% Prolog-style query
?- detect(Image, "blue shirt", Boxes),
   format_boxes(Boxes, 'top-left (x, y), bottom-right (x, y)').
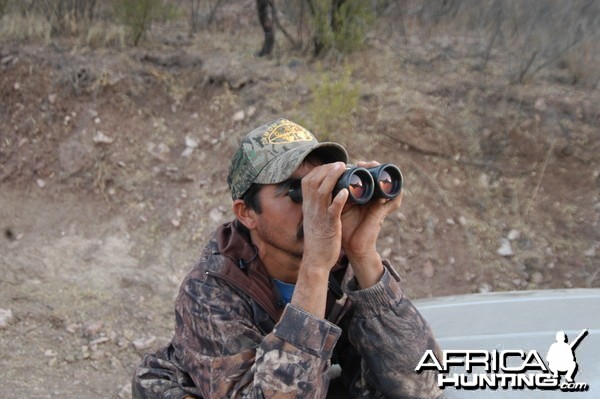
top-left (273, 279), bottom-right (296, 304)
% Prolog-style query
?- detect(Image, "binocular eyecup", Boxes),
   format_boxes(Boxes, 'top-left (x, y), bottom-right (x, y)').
top-left (288, 163), bottom-right (403, 205)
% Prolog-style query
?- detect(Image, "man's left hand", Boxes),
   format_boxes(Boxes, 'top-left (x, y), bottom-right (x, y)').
top-left (340, 161), bottom-right (403, 288)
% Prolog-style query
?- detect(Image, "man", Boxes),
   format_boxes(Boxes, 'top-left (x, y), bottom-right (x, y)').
top-left (132, 118), bottom-right (442, 398)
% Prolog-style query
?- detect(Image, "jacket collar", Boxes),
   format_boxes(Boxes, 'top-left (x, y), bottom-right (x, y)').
top-left (213, 220), bottom-right (283, 321)
top-left (212, 220), bottom-right (350, 324)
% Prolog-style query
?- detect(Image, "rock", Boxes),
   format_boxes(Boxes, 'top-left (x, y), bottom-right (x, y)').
top-left (181, 147), bottom-right (194, 158)
top-left (530, 271), bottom-right (544, 284)
top-left (171, 208), bottom-right (182, 227)
top-left (512, 278), bottom-right (526, 287)
top-left (0, 308), bottom-right (13, 329)
top-left (478, 283), bottom-right (492, 293)
top-left (479, 173), bottom-right (490, 188)
top-left (147, 142), bottom-right (170, 162)
top-left (107, 330), bottom-right (118, 341)
top-left (0, 54), bottom-right (17, 66)
top-left (422, 260), bottom-right (435, 279)
top-left (133, 336), bottom-right (156, 350)
top-left (381, 236), bottom-right (394, 246)
top-left (89, 337), bottom-right (110, 345)
top-left (36, 178), bottom-right (46, 188)
top-left (425, 216), bottom-right (437, 234)
top-left (534, 98), bottom-right (547, 112)
top-left (44, 349), bottom-right (58, 357)
top-left (93, 131), bottom-right (114, 144)
top-left (584, 246), bottom-right (597, 258)
top-left (75, 351), bottom-right (88, 361)
top-left (395, 212), bottom-right (408, 222)
top-left (392, 255), bottom-right (408, 267)
top-left (90, 349), bottom-right (105, 360)
top-left (64, 354), bottom-right (76, 363)
top-left (185, 135), bottom-right (199, 149)
top-left (496, 239), bottom-right (514, 257)
top-left (380, 247), bottom-right (392, 259)
top-left (59, 132), bottom-right (95, 177)
top-left (209, 207), bottom-right (224, 224)
top-left (118, 383), bottom-right (132, 399)
top-left (232, 110), bottom-right (245, 122)
top-left (110, 356), bottom-right (122, 369)
top-left (65, 323), bottom-right (81, 334)
top-left (507, 229), bottom-right (520, 241)
top-left (565, 280), bottom-right (573, 288)
top-left (84, 320), bottom-right (104, 336)
top-left (48, 94), bottom-right (57, 104)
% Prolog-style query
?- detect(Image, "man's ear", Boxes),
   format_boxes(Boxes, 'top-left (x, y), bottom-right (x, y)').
top-left (232, 199), bottom-right (257, 230)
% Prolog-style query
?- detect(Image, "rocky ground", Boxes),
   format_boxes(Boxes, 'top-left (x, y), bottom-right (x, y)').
top-left (0, 10), bottom-right (599, 398)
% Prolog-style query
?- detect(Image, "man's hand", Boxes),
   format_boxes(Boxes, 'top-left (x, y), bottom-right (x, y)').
top-left (340, 161), bottom-right (403, 288)
top-left (291, 162), bottom-right (348, 318)
top-left (300, 161), bottom-right (348, 271)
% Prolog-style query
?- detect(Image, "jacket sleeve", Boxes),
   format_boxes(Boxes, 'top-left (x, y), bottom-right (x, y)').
top-left (342, 262), bottom-right (442, 399)
top-left (172, 272), bottom-right (342, 398)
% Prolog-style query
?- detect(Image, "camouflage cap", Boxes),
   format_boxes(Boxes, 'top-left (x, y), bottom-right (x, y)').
top-left (227, 118), bottom-right (348, 200)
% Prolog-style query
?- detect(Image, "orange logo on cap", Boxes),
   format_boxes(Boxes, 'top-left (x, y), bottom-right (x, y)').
top-left (262, 120), bottom-right (315, 144)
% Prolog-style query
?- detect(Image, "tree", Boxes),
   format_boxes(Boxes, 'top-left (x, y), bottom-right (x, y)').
top-left (255, 0), bottom-right (373, 57)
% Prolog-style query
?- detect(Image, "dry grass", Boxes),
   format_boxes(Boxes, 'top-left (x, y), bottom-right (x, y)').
top-left (0, 13), bottom-right (52, 43)
top-left (85, 20), bottom-right (127, 49)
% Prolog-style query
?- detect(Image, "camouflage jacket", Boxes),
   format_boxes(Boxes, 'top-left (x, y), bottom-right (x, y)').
top-left (132, 221), bottom-right (442, 399)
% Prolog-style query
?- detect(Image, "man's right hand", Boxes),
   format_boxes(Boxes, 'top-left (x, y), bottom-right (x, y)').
top-left (299, 162), bottom-right (348, 271)
top-left (290, 162), bottom-right (348, 318)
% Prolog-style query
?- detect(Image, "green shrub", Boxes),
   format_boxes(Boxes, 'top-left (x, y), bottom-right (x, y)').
top-left (331, 0), bottom-right (375, 53)
top-left (310, 0), bottom-right (375, 55)
top-left (0, 0), bottom-right (8, 17)
top-left (111, 0), bottom-right (177, 46)
top-left (308, 64), bottom-right (360, 139)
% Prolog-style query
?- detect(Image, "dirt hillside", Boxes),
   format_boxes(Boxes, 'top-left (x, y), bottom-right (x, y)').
top-left (1, 7), bottom-right (599, 398)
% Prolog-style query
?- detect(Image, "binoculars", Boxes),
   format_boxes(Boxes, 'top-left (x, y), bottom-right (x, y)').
top-left (288, 164), bottom-right (403, 204)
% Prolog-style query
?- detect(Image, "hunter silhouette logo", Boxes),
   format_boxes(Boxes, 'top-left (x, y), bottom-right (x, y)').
top-left (416, 329), bottom-right (590, 392)
top-left (546, 329), bottom-right (588, 383)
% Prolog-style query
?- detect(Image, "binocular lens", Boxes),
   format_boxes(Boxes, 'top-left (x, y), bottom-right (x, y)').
top-left (371, 164), bottom-right (402, 199)
top-left (378, 170), bottom-right (394, 195)
top-left (348, 173), bottom-right (367, 200)
top-left (336, 167), bottom-right (374, 204)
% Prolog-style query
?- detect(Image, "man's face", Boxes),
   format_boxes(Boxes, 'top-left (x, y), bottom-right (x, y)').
top-left (252, 160), bottom-right (322, 260)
